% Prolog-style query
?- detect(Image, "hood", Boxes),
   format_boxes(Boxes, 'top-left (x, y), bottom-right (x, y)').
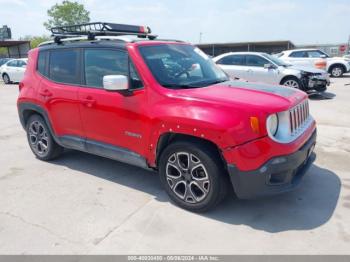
top-left (287, 65), bottom-right (326, 74)
top-left (174, 81), bottom-right (307, 114)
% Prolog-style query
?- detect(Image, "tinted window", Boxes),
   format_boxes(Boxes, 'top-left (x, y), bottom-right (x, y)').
top-left (49, 49), bottom-right (80, 85)
top-left (246, 55), bottom-right (269, 67)
top-left (37, 51), bottom-right (47, 76)
top-left (307, 50), bottom-right (326, 58)
top-left (17, 60), bottom-right (27, 67)
top-left (84, 49), bottom-right (128, 88)
top-left (139, 45), bottom-right (228, 89)
top-left (129, 62), bottom-right (143, 89)
top-left (289, 51), bottom-right (307, 58)
top-left (7, 60), bottom-right (17, 67)
top-left (218, 55), bottom-right (245, 66)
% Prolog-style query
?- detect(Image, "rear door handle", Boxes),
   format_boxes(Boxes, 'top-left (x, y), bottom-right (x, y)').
top-left (81, 96), bottom-right (96, 108)
top-left (39, 89), bottom-right (52, 97)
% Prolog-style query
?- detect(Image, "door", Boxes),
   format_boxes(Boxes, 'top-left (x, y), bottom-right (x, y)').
top-left (15, 60), bottom-right (27, 82)
top-left (244, 55), bottom-right (279, 84)
top-left (284, 50), bottom-right (311, 67)
top-left (4, 60), bottom-right (18, 81)
top-left (38, 49), bottom-right (84, 140)
top-left (78, 48), bottom-right (148, 156)
top-left (216, 54), bottom-right (247, 80)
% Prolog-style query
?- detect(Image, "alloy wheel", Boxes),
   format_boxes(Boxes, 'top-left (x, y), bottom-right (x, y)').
top-left (331, 67), bottom-right (342, 77)
top-left (3, 74), bottom-right (10, 84)
top-left (28, 121), bottom-right (49, 156)
top-left (166, 152), bottom-right (210, 204)
top-left (283, 79), bottom-right (300, 89)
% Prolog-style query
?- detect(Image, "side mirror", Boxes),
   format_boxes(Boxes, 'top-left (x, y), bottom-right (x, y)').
top-left (103, 75), bottom-right (128, 91)
top-left (320, 54), bottom-right (327, 58)
top-left (264, 63), bottom-right (275, 69)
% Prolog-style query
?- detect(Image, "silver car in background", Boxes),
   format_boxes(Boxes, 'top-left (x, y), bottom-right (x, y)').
top-left (213, 52), bottom-right (330, 92)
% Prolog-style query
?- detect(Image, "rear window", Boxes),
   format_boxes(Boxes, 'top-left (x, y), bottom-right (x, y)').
top-left (49, 49), bottom-right (80, 85)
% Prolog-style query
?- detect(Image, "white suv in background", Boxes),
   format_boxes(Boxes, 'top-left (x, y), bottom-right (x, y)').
top-left (277, 49), bottom-right (350, 77)
top-left (0, 58), bottom-right (28, 84)
top-left (213, 52), bottom-right (329, 92)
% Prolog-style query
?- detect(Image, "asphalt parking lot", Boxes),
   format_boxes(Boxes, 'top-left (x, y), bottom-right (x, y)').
top-left (0, 77), bottom-right (350, 255)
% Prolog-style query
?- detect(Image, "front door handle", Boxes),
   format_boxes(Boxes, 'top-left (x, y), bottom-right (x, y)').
top-left (81, 96), bottom-right (96, 108)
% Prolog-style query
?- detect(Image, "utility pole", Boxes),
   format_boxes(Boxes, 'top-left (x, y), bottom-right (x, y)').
top-left (199, 32), bottom-right (203, 44)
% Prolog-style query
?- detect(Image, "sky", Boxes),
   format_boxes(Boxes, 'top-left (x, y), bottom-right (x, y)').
top-left (0, 0), bottom-right (349, 45)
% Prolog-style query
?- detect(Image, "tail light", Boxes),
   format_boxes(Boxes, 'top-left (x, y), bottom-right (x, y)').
top-left (19, 82), bottom-right (24, 91)
top-left (314, 59), bottom-right (327, 70)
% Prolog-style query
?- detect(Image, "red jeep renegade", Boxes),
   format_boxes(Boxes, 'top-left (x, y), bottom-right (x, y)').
top-left (17, 23), bottom-right (316, 211)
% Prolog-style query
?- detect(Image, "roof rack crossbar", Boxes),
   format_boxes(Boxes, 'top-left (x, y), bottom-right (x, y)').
top-left (50, 22), bottom-right (157, 41)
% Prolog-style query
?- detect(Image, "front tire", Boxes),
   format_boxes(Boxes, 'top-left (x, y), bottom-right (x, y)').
top-left (330, 65), bottom-right (344, 77)
top-left (26, 114), bottom-right (63, 161)
top-left (159, 141), bottom-right (228, 212)
top-left (2, 73), bottom-right (10, 84)
top-left (281, 77), bottom-right (302, 90)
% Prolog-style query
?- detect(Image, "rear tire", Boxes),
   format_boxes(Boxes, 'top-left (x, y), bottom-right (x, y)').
top-left (2, 73), bottom-right (10, 84)
top-left (26, 114), bottom-right (63, 161)
top-left (281, 76), bottom-right (302, 90)
top-left (159, 141), bottom-right (229, 212)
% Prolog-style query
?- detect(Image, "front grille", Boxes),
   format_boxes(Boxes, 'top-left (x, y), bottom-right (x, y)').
top-left (289, 99), bottom-right (310, 135)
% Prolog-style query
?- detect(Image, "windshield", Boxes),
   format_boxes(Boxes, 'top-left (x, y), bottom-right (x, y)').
top-left (261, 53), bottom-right (290, 67)
top-left (138, 44), bottom-right (228, 88)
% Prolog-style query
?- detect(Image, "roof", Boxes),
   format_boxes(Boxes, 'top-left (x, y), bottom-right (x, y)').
top-left (38, 37), bottom-right (186, 50)
top-left (0, 40), bottom-right (30, 48)
top-left (283, 48), bottom-right (320, 53)
top-left (197, 40), bottom-right (295, 48)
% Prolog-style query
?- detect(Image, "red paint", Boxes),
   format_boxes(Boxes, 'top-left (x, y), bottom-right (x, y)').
top-left (18, 41), bottom-right (315, 171)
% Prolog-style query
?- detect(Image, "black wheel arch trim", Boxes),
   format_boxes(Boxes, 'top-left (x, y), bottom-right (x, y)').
top-left (18, 102), bottom-right (150, 170)
top-left (18, 102), bottom-right (60, 145)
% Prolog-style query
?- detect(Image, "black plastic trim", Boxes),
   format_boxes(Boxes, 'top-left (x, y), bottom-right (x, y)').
top-left (228, 129), bottom-right (317, 199)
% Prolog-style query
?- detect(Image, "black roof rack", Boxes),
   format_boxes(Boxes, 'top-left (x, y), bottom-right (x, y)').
top-left (50, 22), bottom-right (157, 43)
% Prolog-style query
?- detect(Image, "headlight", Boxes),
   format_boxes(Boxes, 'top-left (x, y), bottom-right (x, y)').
top-left (266, 114), bottom-right (278, 136)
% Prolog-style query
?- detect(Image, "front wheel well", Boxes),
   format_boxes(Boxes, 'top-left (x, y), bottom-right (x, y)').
top-left (155, 133), bottom-right (226, 168)
top-left (279, 75), bottom-right (300, 85)
top-left (328, 63), bottom-right (346, 73)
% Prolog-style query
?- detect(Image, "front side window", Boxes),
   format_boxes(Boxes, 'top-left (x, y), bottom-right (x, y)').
top-left (307, 50), bottom-right (328, 58)
top-left (49, 49), bottom-right (80, 85)
top-left (218, 55), bottom-right (245, 66)
top-left (17, 60), bottom-right (27, 67)
top-left (246, 55), bottom-right (269, 67)
top-left (138, 44), bottom-right (228, 89)
top-left (84, 49), bottom-right (128, 88)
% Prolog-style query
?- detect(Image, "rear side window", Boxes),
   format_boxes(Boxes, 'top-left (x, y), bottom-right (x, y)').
top-left (37, 51), bottom-right (47, 76)
top-left (84, 49), bottom-right (128, 88)
top-left (217, 55), bottom-right (245, 66)
top-left (289, 51), bottom-right (307, 58)
top-left (49, 49), bottom-right (80, 85)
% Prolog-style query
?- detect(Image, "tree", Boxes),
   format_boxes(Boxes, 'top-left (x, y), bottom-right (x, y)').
top-left (20, 35), bottom-right (51, 48)
top-left (44, 0), bottom-right (90, 30)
